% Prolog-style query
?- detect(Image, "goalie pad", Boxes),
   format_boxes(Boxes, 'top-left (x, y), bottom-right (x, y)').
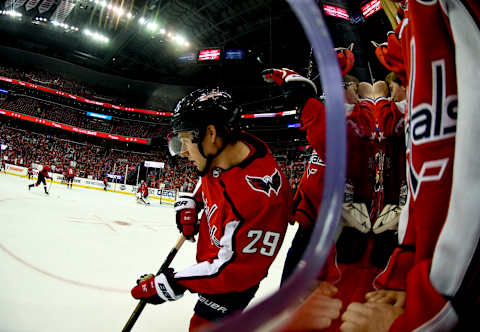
top-left (372, 204), bottom-right (402, 234)
top-left (341, 202), bottom-right (371, 233)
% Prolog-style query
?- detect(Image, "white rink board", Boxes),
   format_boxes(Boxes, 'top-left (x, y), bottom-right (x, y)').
top-left (3, 163), bottom-right (177, 205)
top-left (0, 171), bottom-right (297, 332)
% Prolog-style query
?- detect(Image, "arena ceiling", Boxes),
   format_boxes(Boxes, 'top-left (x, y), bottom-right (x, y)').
top-left (0, 0), bottom-right (392, 109)
top-left (0, 0), bottom-right (318, 85)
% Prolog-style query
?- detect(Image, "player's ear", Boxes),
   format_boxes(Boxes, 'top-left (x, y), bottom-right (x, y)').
top-left (206, 125), bottom-right (217, 144)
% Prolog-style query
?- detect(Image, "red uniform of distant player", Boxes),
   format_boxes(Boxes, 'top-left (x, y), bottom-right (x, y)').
top-left (103, 176), bottom-right (108, 191)
top-left (27, 166), bottom-right (34, 180)
top-left (66, 167), bottom-right (75, 189)
top-left (136, 181), bottom-right (150, 205)
top-left (28, 165), bottom-right (51, 195)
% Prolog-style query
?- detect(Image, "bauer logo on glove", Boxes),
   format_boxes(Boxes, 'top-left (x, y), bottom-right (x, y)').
top-left (174, 196), bottom-right (199, 240)
top-left (131, 270), bottom-right (186, 304)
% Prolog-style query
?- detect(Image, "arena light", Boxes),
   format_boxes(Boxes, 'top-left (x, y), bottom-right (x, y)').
top-left (2, 10), bottom-right (22, 17)
top-left (51, 20), bottom-right (78, 31)
top-left (138, 20), bottom-right (189, 47)
top-left (112, 7), bottom-right (124, 16)
top-left (174, 35), bottom-right (185, 45)
top-left (83, 29), bottom-right (109, 43)
top-left (93, 0), bottom-right (131, 19)
top-left (146, 22), bottom-right (158, 31)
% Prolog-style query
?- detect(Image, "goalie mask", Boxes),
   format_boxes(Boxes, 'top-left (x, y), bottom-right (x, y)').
top-left (168, 88), bottom-right (240, 157)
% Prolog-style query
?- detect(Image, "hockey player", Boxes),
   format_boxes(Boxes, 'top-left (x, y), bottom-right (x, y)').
top-left (136, 180), bottom-right (150, 205)
top-left (1, 159), bottom-right (6, 174)
top-left (103, 175), bottom-right (108, 191)
top-left (340, 1), bottom-right (480, 331)
top-left (27, 165), bottom-right (34, 180)
top-left (66, 167), bottom-right (75, 189)
top-left (260, 67), bottom-right (326, 285)
top-left (262, 61), bottom-right (406, 331)
top-left (130, 89), bottom-right (293, 331)
top-left (28, 165), bottom-right (52, 195)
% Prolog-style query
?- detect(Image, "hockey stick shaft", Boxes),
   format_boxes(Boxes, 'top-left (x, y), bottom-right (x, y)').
top-left (121, 234), bottom-right (187, 332)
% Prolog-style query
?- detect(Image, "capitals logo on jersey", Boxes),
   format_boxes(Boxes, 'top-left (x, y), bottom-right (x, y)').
top-left (202, 193), bottom-right (221, 248)
top-left (307, 151), bottom-right (325, 178)
top-left (246, 169), bottom-right (282, 197)
top-left (406, 52), bottom-right (457, 200)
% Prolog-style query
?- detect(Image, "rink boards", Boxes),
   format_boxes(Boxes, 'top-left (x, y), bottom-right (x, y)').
top-left (3, 163), bottom-right (178, 205)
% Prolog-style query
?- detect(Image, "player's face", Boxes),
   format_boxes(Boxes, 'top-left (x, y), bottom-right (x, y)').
top-left (389, 81), bottom-right (406, 102)
top-left (178, 132), bottom-right (207, 172)
top-left (344, 82), bottom-right (359, 104)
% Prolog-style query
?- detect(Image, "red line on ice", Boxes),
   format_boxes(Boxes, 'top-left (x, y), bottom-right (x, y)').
top-left (0, 243), bottom-right (128, 293)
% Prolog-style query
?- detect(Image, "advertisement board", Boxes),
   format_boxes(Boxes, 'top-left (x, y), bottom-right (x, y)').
top-left (3, 163), bottom-right (175, 205)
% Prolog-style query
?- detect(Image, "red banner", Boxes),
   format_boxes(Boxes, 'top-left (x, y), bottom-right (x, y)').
top-left (0, 76), bottom-right (301, 120)
top-left (361, 0), bottom-right (382, 18)
top-left (198, 49), bottom-right (221, 61)
top-left (0, 109), bottom-right (150, 144)
top-left (323, 4), bottom-right (350, 20)
top-left (0, 76), bottom-right (172, 117)
top-left (240, 110), bottom-right (297, 119)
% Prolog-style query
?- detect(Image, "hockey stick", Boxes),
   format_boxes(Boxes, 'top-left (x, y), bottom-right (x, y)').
top-left (121, 234), bottom-right (187, 332)
top-left (47, 178), bottom-right (53, 194)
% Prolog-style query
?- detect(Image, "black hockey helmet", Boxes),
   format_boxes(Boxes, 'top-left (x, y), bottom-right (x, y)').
top-left (168, 88), bottom-right (240, 156)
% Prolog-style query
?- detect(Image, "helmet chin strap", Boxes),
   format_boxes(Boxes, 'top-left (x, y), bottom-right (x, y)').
top-left (196, 136), bottom-right (227, 176)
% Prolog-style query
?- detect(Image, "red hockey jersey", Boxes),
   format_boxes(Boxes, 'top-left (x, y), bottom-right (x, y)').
top-left (373, 1), bottom-right (480, 331)
top-left (40, 165), bottom-right (50, 178)
top-left (292, 97), bottom-right (327, 229)
top-left (67, 168), bottom-right (75, 177)
top-left (299, 97), bottom-right (326, 159)
top-left (292, 150), bottom-right (325, 229)
top-left (174, 132), bottom-right (293, 294)
top-left (137, 182), bottom-right (148, 196)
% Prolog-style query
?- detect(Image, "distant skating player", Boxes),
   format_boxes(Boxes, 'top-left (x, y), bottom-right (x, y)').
top-left (27, 165), bottom-right (34, 180)
top-left (66, 167), bottom-right (75, 189)
top-left (28, 165), bottom-right (52, 195)
top-left (103, 175), bottom-right (108, 191)
top-left (136, 180), bottom-right (150, 205)
top-left (1, 159), bottom-right (6, 174)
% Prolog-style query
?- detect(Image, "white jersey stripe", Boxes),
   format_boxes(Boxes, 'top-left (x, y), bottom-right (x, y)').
top-left (175, 221), bottom-right (240, 279)
top-left (430, 0), bottom-right (480, 297)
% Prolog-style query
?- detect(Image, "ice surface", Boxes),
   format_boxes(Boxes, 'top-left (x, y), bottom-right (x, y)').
top-left (0, 174), bottom-right (297, 332)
